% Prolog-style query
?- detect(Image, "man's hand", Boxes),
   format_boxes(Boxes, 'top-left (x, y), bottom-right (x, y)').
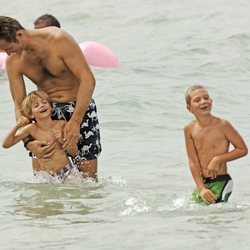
top-left (200, 187), bottom-right (217, 204)
top-left (26, 140), bottom-right (56, 159)
top-left (62, 119), bottom-right (80, 150)
top-left (52, 129), bottom-right (64, 144)
top-left (17, 116), bottom-right (30, 128)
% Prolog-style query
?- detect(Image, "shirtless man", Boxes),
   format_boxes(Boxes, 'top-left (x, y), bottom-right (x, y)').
top-left (184, 85), bottom-right (247, 204)
top-left (0, 16), bottom-right (101, 180)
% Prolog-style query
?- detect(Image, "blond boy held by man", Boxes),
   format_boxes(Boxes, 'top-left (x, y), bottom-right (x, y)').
top-left (2, 90), bottom-right (81, 183)
top-left (184, 85), bottom-right (248, 205)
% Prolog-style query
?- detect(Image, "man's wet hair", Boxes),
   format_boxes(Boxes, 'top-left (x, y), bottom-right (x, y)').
top-left (0, 16), bottom-right (24, 42)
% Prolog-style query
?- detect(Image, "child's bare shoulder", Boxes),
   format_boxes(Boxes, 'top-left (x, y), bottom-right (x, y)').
top-left (53, 119), bottom-right (66, 127)
top-left (214, 116), bottom-right (231, 127)
top-left (184, 120), bottom-right (197, 130)
top-left (19, 122), bottom-right (36, 135)
top-left (22, 122), bottom-right (35, 131)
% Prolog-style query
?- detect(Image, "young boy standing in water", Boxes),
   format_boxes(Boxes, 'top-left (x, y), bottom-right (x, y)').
top-left (2, 90), bottom-right (80, 183)
top-left (184, 85), bottom-right (248, 205)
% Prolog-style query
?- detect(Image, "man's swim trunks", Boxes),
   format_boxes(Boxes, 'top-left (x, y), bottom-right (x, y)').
top-left (192, 174), bottom-right (233, 205)
top-left (51, 99), bottom-right (102, 160)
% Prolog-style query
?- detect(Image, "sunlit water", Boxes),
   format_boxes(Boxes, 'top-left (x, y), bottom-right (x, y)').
top-left (1, 0), bottom-right (250, 249)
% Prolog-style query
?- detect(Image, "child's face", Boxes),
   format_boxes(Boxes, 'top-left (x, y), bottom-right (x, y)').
top-left (187, 88), bottom-right (212, 116)
top-left (30, 98), bottom-right (51, 119)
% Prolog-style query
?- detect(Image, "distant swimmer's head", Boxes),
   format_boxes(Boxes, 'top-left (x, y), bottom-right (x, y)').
top-left (185, 85), bottom-right (212, 115)
top-left (21, 90), bottom-right (52, 121)
top-left (0, 16), bottom-right (25, 55)
top-left (34, 14), bottom-right (61, 29)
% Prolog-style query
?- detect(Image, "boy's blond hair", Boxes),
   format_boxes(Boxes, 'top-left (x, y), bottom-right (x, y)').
top-left (21, 90), bottom-right (51, 118)
top-left (185, 85), bottom-right (205, 105)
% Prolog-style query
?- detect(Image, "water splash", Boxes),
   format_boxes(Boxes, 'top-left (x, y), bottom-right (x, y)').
top-left (120, 197), bottom-right (151, 216)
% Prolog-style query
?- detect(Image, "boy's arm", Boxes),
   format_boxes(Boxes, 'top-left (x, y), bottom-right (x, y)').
top-left (208, 120), bottom-right (248, 178)
top-left (215, 120), bottom-right (248, 163)
top-left (2, 118), bottom-right (30, 148)
top-left (184, 125), bottom-right (205, 190)
top-left (184, 125), bottom-right (217, 204)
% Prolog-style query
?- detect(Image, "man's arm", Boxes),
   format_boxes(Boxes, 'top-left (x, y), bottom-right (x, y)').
top-left (52, 121), bottom-right (78, 157)
top-left (56, 31), bottom-right (96, 149)
top-left (66, 144), bottom-right (78, 158)
top-left (6, 55), bottom-right (26, 121)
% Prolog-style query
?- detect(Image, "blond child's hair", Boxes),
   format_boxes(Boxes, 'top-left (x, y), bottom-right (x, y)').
top-left (185, 85), bottom-right (205, 105)
top-left (21, 90), bottom-right (51, 119)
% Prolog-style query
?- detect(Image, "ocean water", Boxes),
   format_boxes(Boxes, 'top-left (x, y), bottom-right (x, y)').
top-left (1, 0), bottom-right (250, 249)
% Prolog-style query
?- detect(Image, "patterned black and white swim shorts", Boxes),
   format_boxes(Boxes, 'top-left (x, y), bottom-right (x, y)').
top-left (51, 99), bottom-right (102, 160)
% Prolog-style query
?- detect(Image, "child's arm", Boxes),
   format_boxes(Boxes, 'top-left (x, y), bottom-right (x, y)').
top-left (2, 116), bottom-right (31, 148)
top-left (207, 120), bottom-right (248, 176)
top-left (184, 125), bottom-right (217, 204)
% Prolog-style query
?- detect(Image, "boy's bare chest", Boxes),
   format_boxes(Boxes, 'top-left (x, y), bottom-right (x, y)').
top-left (32, 129), bottom-right (55, 142)
top-left (192, 126), bottom-right (225, 148)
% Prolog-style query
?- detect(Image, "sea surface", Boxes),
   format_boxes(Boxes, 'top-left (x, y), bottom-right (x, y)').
top-left (1, 0), bottom-right (250, 249)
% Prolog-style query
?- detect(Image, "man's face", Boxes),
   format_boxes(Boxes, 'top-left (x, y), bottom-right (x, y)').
top-left (0, 39), bottom-right (21, 55)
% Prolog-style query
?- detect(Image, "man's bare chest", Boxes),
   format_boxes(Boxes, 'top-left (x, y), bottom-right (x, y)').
top-left (22, 52), bottom-right (67, 81)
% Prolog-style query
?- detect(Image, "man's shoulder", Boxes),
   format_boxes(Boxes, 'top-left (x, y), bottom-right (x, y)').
top-left (42, 27), bottom-right (67, 41)
top-left (6, 53), bottom-right (22, 66)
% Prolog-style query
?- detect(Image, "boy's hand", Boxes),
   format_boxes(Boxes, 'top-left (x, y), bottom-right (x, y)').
top-left (207, 157), bottom-right (220, 179)
top-left (200, 187), bottom-right (217, 204)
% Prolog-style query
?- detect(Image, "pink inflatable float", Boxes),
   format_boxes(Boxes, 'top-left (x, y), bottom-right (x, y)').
top-left (0, 52), bottom-right (7, 69)
top-left (80, 41), bottom-right (119, 68)
top-left (0, 41), bottom-right (119, 70)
